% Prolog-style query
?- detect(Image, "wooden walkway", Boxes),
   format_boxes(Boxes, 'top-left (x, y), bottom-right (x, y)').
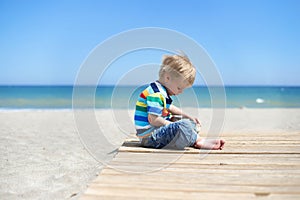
top-left (80, 131), bottom-right (300, 200)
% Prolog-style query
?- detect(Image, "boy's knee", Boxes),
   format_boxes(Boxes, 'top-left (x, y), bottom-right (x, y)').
top-left (178, 118), bottom-right (191, 125)
top-left (177, 119), bottom-right (195, 130)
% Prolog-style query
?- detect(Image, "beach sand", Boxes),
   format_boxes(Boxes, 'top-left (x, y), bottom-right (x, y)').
top-left (1, 108), bottom-right (300, 199)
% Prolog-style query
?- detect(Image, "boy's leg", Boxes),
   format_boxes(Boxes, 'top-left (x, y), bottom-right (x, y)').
top-left (143, 119), bottom-right (197, 149)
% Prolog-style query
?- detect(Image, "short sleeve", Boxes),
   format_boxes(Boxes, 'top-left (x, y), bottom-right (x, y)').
top-left (146, 93), bottom-right (164, 116)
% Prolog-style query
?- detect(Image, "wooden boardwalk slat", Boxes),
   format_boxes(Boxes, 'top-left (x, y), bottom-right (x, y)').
top-left (118, 145), bottom-right (300, 154)
top-left (80, 131), bottom-right (300, 200)
top-left (86, 183), bottom-right (300, 194)
top-left (93, 174), bottom-right (300, 186)
top-left (81, 193), bottom-right (300, 200)
top-left (111, 153), bottom-right (300, 165)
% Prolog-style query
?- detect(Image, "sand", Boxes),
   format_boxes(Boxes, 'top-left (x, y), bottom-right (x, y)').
top-left (1, 108), bottom-right (300, 199)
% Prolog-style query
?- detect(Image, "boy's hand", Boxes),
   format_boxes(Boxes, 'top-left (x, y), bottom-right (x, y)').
top-left (168, 105), bottom-right (201, 126)
top-left (191, 117), bottom-right (201, 126)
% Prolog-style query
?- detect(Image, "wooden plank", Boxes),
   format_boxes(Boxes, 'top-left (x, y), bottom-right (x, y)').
top-left (105, 152), bottom-right (300, 173)
top-left (92, 173), bottom-right (300, 186)
top-left (106, 162), bottom-right (300, 173)
top-left (102, 166), bottom-right (300, 174)
top-left (114, 151), bottom-right (300, 158)
top-left (85, 183), bottom-right (300, 195)
top-left (81, 193), bottom-right (300, 200)
top-left (103, 164), bottom-right (300, 172)
top-left (102, 165), bottom-right (300, 173)
top-left (107, 164), bottom-right (300, 172)
top-left (105, 157), bottom-right (300, 169)
top-left (118, 145), bottom-right (300, 154)
top-left (112, 152), bottom-right (300, 163)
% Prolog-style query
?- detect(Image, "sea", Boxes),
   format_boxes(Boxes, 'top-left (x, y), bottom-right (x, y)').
top-left (0, 85), bottom-right (299, 109)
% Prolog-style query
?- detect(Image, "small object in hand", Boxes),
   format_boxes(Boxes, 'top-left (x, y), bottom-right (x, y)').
top-left (195, 123), bottom-right (201, 133)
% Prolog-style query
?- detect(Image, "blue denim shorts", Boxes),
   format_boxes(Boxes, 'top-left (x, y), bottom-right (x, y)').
top-left (141, 119), bottom-right (198, 150)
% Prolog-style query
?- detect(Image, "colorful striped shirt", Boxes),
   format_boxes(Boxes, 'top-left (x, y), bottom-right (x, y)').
top-left (134, 81), bottom-right (173, 138)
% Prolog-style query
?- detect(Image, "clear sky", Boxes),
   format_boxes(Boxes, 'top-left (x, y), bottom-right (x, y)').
top-left (0, 0), bottom-right (299, 86)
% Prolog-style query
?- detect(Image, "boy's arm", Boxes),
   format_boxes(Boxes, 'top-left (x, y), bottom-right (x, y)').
top-left (169, 105), bottom-right (201, 125)
top-left (148, 114), bottom-right (172, 127)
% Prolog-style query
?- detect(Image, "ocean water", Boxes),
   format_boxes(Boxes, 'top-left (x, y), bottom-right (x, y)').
top-left (0, 85), bottom-right (299, 109)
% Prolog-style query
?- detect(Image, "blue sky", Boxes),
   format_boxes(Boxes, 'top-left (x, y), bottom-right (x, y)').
top-left (0, 0), bottom-right (299, 86)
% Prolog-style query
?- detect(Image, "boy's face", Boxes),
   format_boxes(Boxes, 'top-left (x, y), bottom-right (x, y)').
top-left (164, 73), bottom-right (191, 96)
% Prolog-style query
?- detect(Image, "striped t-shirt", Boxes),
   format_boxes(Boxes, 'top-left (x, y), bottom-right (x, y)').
top-left (134, 81), bottom-right (173, 138)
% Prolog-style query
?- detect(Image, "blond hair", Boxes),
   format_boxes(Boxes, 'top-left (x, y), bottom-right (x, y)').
top-left (159, 54), bottom-right (196, 85)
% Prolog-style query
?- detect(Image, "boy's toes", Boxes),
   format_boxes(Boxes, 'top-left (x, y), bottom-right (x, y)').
top-left (218, 139), bottom-right (225, 150)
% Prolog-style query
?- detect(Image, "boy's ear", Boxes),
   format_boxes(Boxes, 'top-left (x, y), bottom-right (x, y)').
top-left (164, 73), bottom-right (170, 83)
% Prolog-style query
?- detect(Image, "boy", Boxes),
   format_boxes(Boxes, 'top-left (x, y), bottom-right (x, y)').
top-left (134, 54), bottom-right (225, 150)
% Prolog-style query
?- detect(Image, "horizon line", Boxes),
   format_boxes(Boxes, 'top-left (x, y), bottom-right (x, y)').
top-left (0, 84), bottom-right (300, 87)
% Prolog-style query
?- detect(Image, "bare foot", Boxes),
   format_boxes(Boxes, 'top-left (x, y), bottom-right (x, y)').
top-left (194, 138), bottom-right (225, 150)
